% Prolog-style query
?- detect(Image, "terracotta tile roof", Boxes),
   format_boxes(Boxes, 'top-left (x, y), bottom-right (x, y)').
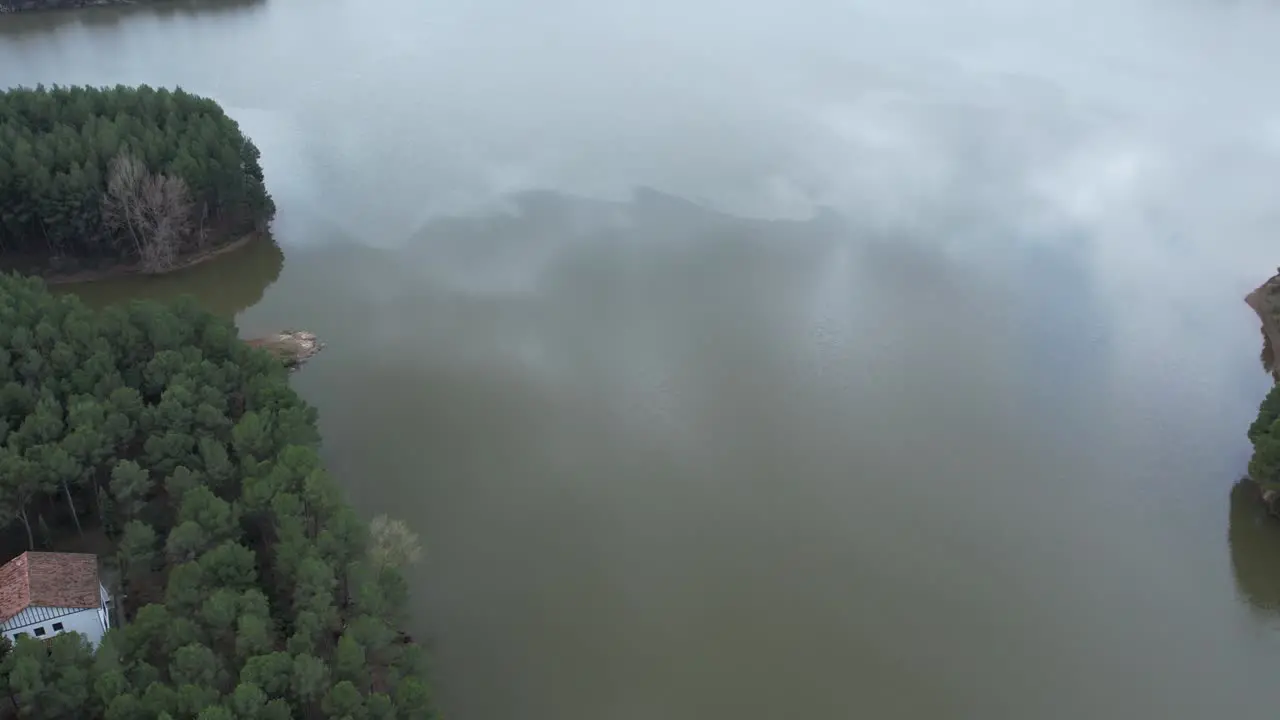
top-left (0, 555), bottom-right (28, 626)
top-left (0, 552), bottom-right (101, 625)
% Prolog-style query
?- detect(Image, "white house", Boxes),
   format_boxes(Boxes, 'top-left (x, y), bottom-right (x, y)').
top-left (0, 551), bottom-right (111, 649)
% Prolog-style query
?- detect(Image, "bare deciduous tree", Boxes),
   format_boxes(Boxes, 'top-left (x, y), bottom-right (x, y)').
top-left (368, 514), bottom-right (423, 570)
top-left (101, 151), bottom-right (196, 274)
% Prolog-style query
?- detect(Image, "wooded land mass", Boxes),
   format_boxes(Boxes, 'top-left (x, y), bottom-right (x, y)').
top-left (0, 273), bottom-right (431, 718)
top-left (0, 85), bottom-right (274, 274)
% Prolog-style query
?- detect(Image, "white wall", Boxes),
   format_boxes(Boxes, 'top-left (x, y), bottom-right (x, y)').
top-left (2, 607), bottom-right (106, 648)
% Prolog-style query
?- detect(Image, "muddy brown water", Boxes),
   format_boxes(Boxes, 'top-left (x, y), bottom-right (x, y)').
top-left (6, 1), bottom-right (1280, 717)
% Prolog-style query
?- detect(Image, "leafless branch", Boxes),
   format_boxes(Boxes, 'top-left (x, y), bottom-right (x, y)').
top-left (101, 151), bottom-right (195, 273)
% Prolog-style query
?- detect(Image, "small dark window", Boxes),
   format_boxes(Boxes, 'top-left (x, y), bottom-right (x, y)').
top-left (32, 627), bottom-right (45, 637)
top-left (14, 632), bottom-right (26, 639)
top-left (51, 623), bottom-right (63, 632)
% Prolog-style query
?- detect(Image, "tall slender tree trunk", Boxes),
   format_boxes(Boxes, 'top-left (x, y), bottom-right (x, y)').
top-left (62, 481), bottom-right (83, 536)
top-left (36, 512), bottom-right (51, 549)
top-left (110, 564), bottom-right (126, 629)
top-left (92, 474), bottom-right (104, 520)
top-left (17, 506), bottom-right (33, 550)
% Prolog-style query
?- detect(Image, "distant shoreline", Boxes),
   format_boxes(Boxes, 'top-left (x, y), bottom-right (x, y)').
top-left (0, 0), bottom-right (264, 15)
top-left (0, 0), bottom-right (131, 11)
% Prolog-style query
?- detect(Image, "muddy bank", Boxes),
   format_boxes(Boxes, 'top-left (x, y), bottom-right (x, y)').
top-left (23, 233), bottom-right (263, 285)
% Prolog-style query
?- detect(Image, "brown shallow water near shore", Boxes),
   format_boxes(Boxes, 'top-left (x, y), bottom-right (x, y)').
top-left (4, 231), bottom-right (263, 286)
top-left (52, 233), bottom-right (284, 318)
top-left (41, 232), bottom-right (262, 285)
top-left (7, 1), bottom-right (1280, 718)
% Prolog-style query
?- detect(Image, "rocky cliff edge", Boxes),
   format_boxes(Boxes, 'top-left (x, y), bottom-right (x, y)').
top-left (1246, 270), bottom-right (1280, 382)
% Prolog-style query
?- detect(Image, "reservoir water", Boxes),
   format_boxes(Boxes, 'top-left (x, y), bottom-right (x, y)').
top-left (4, 0), bottom-right (1280, 716)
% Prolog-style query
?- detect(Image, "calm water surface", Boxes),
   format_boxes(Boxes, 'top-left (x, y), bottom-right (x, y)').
top-left (5, 0), bottom-right (1280, 717)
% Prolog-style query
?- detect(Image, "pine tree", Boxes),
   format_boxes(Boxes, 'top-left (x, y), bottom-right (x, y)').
top-left (0, 273), bottom-right (433, 717)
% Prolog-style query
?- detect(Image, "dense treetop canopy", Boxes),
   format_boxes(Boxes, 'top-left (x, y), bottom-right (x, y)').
top-left (0, 84), bottom-right (274, 268)
top-left (1249, 383), bottom-right (1280, 492)
top-left (0, 273), bottom-right (431, 719)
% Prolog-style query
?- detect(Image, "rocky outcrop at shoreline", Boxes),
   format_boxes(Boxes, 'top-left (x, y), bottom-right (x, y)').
top-left (1246, 269), bottom-right (1280, 383)
top-left (246, 330), bottom-right (325, 372)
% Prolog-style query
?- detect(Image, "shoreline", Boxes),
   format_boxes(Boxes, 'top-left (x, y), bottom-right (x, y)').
top-left (0, 0), bottom-right (264, 14)
top-left (0, 0), bottom-right (132, 12)
top-left (24, 232), bottom-right (262, 286)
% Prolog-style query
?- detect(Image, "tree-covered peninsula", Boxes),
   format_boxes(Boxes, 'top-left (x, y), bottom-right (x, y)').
top-left (1246, 273), bottom-right (1280, 512)
top-left (0, 273), bottom-right (431, 719)
top-left (0, 84), bottom-right (274, 276)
